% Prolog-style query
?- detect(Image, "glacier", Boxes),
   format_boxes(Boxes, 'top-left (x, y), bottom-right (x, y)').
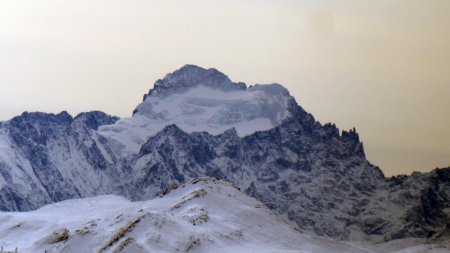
top-left (99, 65), bottom-right (292, 156)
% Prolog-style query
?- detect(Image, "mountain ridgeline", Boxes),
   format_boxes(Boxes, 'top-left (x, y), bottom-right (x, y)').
top-left (0, 65), bottom-right (448, 242)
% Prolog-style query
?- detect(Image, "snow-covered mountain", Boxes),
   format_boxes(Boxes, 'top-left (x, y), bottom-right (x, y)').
top-left (0, 111), bottom-right (119, 210)
top-left (1, 178), bottom-right (447, 253)
top-left (0, 65), bottom-right (449, 243)
top-left (99, 65), bottom-right (291, 156)
top-left (0, 177), bottom-right (378, 253)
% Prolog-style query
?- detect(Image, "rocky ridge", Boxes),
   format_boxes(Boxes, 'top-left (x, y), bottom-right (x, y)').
top-left (0, 65), bottom-right (448, 242)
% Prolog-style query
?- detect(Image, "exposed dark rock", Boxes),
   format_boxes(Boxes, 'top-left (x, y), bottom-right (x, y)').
top-left (0, 65), bottom-right (448, 243)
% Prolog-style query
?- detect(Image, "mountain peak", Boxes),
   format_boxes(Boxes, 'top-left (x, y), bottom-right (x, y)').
top-left (146, 64), bottom-right (246, 98)
top-left (100, 65), bottom-right (294, 156)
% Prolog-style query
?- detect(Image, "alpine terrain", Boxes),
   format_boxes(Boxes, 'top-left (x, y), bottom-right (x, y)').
top-left (0, 177), bottom-right (379, 253)
top-left (0, 65), bottom-right (449, 249)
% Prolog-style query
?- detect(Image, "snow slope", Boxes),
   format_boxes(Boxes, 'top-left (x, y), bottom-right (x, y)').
top-left (0, 178), bottom-right (374, 253)
top-left (374, 238), bottom-right (450, 253)
top-left (98, 65), bottom-right (291, 156)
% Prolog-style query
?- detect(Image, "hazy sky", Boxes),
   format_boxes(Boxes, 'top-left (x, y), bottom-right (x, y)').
top-left (0, 0), bottom-right (449, 176)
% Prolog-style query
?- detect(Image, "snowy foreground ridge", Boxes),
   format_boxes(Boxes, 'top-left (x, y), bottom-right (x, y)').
top-left (0, 178), bottom-right (364, 253)
top-left (0, 178), bottom-right (446, 253)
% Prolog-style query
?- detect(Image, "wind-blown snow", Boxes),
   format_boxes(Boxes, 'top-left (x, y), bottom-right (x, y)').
top-left (99, 84), bottom-right (291, 156)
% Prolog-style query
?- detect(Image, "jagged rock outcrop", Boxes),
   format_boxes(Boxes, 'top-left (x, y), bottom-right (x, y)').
top-left (0, 65), bottom-right (448, 242)
top-left (0, 111), bottom-right (118, 210)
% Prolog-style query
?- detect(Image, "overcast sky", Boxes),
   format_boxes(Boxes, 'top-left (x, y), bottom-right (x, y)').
top-left (0, 0), bottom-right (449, 176)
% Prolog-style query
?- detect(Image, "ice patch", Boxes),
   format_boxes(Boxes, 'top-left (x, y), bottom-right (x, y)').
top-left (99, 84), bottom-right (291, 156)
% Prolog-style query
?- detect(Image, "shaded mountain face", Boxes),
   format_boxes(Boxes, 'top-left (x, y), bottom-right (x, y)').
top-left (0, 65), bottom-right (448, 242)
top-left (0, 111), bottom-right (119, 211)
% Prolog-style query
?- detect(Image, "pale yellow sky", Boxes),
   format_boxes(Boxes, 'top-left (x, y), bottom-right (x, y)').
top-left (0, 0), bottom-right (449, 176)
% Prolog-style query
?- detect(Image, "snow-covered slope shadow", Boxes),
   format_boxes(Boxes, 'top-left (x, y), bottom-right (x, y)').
top-left (0, 177), bottom-right (374, 253)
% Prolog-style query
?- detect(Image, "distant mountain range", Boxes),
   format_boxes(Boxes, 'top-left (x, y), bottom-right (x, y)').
top-left (0, 65), bottom-right (448, 243)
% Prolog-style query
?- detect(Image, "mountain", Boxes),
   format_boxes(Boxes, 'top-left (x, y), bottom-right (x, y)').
top-left (1, 178), bottom-right (447, 253)
top-left (0, 65), bottom-right (449, 243)
top-left (99, 64), bottom-right (292, 157)
top-left (0, 177), bottom-right (377, 253)
top-left (0, 111), bottom-right (119, 210)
